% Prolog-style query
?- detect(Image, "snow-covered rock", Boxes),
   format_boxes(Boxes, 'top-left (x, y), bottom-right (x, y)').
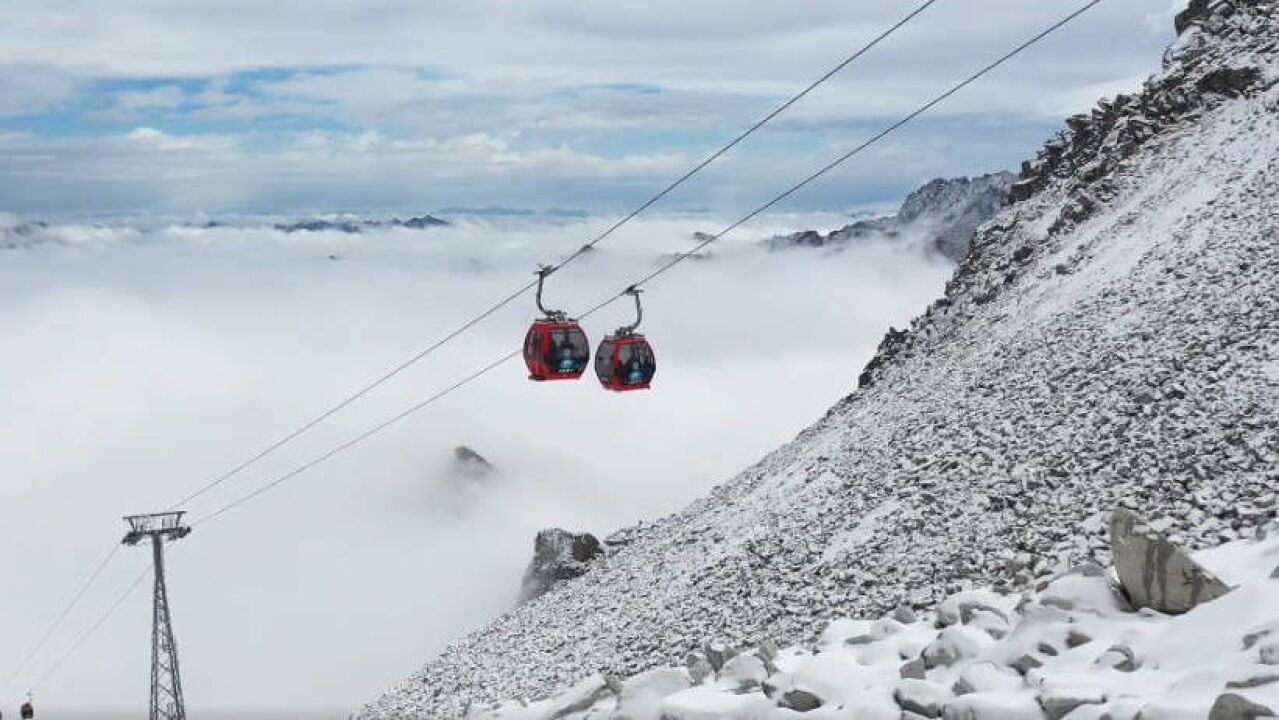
top-left (429, 532), bottom-right (1279, 720)
top-left (519, 529), bottom-right (605, 603)
top-left (362, 2), bottom-right (1279, 717)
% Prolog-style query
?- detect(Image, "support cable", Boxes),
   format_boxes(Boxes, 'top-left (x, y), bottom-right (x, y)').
top-left (29, 566), bottom-right (152, 693)
top-left (164, 0), bottom-right (941, 513)
top-left (0, 544), bottom-right (122, 689)
top-left (190, 0), bottom-right (1106, 528)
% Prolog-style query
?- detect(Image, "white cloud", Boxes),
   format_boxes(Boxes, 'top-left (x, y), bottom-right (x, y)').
top-left (0, 214), bottom-right (952, 713)
top-left (0, 0), bottom-right (1179, 213)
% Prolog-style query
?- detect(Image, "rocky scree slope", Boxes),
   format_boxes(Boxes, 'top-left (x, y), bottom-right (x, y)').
top-left (766, 173), bottom-right (1014, 261)
top-left (361, 3), bottom-right (1279, 718)
top-left (457, 521), bottom-right (1279, 720)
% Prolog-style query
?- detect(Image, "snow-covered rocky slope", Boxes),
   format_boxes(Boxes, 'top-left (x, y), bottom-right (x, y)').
top-left (361, 2), bottom-right (1279, 717)
top-left (442, 528), bottom-right (1279, 720)
top-left (766, 173), bottom-right (1014, 261)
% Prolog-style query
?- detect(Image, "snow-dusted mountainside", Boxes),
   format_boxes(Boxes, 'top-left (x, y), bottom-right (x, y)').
top-left (766, 173), bottom-right (1014, 261)
top-left (362, 3), bottom-right (1278, 718)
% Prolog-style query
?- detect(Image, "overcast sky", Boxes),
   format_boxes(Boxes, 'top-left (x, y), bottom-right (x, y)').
top-left (0, 0), bottom-right (1180, 217)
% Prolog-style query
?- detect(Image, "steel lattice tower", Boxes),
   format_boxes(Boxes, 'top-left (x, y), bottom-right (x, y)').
top-left (123, 512), bottom-right (191, 720)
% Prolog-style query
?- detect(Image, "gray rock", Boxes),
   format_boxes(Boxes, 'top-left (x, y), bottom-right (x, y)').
top-left (702, 641), bottom-right (738, 672)
top-left (601, 673), bottom-right (624, 697)
top-left (1067, 562), bottom-right (1108, 578)
top-left (754, 639), bottom-right (780, 675)
top-left (547, 681), bottom-right (612, 720)
top-left (1208, 693), bottom-right (1276, 720)
top-left (1010, 654), bottom-right (1043, 675)
top-left (1244, 630), bottom-right (1273, 650)
top-left (1271, 566), bottom-right (1278, 580)
top-left (1261, 643), bottom-right (1279, 666)
top-left (778, 689), bottom-right (823, 712)
top-left (1039, 689), bottom-right (1106, 720)
top-left (1096, 644), bottom-right (1138, 672)
top-left (686, 655), bottom-right (714, 685)
top-left (923, 628), bottom-right (985, 669)
top-left (1110, 509), bottom-right (1232, 614)
top-left (1067, 630), bottom-right (1093, 648)
top-left (519, 529), bottom-right (605, 603)
top-left (900, 658), bottom-right (927, 680)
top-left (959, 602), bottom-right (1010, 625)
top-left (1226, 675), bottom-right (1279, 690)
top-left (894, 679), bottom-right (951, 718)
top-left (893, 605), bottom-right (920, 624)
top-left (452, 445), bottom-right (494, 477)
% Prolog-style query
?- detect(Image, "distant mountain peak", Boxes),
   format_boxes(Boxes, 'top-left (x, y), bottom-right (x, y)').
top-left (766, 172), bottom-right (1015, 261)
top-left (272, 214), bottom-right (449, 234)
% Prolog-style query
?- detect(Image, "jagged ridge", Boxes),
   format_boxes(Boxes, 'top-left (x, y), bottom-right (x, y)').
top-left (767, 173), bottom-right (1014, 262)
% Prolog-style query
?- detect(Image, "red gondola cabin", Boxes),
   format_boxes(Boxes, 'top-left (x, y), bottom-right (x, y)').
top-left (595, 334), bottom-right (656, 391)
top-left (524, 320), bottom-right (590, 381)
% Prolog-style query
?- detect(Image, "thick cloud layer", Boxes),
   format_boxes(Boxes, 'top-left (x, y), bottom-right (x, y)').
top-left (0, 214), bottom-right (949, 715)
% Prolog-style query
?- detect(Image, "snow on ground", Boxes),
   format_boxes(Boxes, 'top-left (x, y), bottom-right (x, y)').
top-left (466, 528), bottom-right (1279, 720)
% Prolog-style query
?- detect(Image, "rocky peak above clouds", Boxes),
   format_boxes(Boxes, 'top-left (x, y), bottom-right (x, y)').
top-left (767, 173), bottom-right (1014, 261)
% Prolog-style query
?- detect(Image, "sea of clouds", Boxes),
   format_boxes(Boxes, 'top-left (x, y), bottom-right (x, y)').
top-left (0, 211), bottom-right (951, 716)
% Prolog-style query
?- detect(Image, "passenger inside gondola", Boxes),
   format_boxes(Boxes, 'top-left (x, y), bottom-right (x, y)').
top-left (548, 328), bottom-right (588, 374)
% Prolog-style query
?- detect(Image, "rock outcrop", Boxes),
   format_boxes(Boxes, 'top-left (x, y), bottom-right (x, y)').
top-left (519, 529), bottom-right (605, 603)
top-left (1110, 508), bottom-right (1232, 613)
top-left (767, 173), bottom-right (1015, 261)
top-left (451, 446), bottom-right (495, 479)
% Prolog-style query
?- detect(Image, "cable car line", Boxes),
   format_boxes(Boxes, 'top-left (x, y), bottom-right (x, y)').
top-left (29, 566), bottom-right (152, 693)
top-left (0, 544), bottom-right (121, 689)
top-left (10, 0), bottom-right (1104, 698)
top-left (162, 278), bottom-right (537, 512)
top-left (624, 0), bottom-right (1107, 296)
top-left (190, 350), bottom-right (525, 527)
top-left (188, 0), bottom-right (1105, 528)
top-left (536, 0), bottom-right (943, 278)
top-left (163, 0), bottom-right (941, 514)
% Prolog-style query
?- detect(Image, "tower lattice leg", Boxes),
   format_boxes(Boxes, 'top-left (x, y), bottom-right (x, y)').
top-left (150, 536), bottom-right (186, 720)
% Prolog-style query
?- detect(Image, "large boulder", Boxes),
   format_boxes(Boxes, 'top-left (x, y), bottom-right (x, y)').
top-left (519, 529), bottom-right (605, 603)
top-left (1208, 693), bottom-right (1276, 720)
top-left (1109, 509), bottom-right (1231, 614)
